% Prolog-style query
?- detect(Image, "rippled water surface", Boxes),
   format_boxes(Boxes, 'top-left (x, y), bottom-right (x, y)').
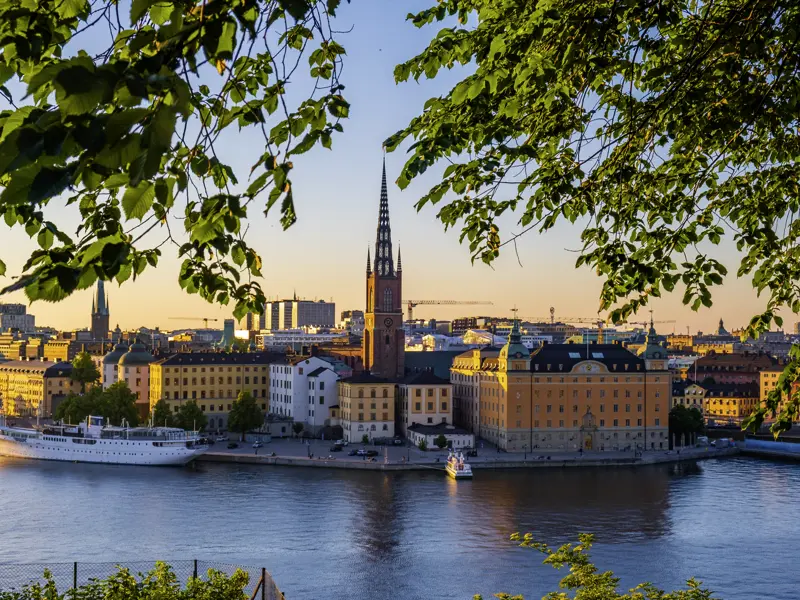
top-left (0, 456), bottom-right (796, 599)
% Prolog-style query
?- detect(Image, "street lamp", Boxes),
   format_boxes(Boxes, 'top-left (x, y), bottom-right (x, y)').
top-left (523, 444), bottom-right (527, 460)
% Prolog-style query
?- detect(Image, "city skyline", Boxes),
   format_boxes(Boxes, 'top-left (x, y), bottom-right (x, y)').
top-left (0, 0), bottom-right (781, 334)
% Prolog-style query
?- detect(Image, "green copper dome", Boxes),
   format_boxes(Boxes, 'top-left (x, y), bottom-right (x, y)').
top-left (499, 319), bottom-right (530, 362)
top-left (103, 341), bottom-right (129, 364)
top-left (118, 340), bottom-right (154, 366)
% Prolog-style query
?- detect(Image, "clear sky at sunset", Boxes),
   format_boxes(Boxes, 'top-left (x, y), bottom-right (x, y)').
top-left (0, 1), bottom-right (784, 334)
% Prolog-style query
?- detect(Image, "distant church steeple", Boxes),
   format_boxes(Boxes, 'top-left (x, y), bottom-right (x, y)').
top-left (373, 157), bottom-right (395, 277)
top-left (91, 280), bottom-right (110, 341)
top-left (362, 157), bottom-right (404, 380)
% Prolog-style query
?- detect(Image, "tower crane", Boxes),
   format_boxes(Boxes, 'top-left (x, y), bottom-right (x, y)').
top-left (405, 300), bottom-right (493, 322)
top-left (168, 317), bottom-right (220, 328)
top-left (526, 315), bottom-right (610, 343)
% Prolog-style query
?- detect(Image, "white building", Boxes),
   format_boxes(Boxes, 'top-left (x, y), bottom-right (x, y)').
top-left (269, 356), bottom-right (350, 429)
top-left (407, 423), bottom-right (475, 450)
top-left (102, 341), bottom-right (129, 387)
top-left (462, 329), bottom-right (551, 349)
top-left (0, 304), bottom-right (35, 332)
top-left (264, 299), bottom-right (336, 330)
top-left (256, 329), bottom-right (346, 351)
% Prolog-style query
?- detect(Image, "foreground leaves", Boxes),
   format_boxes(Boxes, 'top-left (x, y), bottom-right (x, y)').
top-left (388, 0), bottom-right (800, 435)
top-left (0, 0), bottom-right (349, 319)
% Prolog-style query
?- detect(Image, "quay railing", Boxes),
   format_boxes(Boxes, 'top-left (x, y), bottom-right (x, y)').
top-left (0, 560), bottom-right (283, 599)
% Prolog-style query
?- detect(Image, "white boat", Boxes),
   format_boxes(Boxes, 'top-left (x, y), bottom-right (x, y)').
top-left (445, 450), bottom-right (473, 479)
top-left (0, 414), bottom-right (209, 466)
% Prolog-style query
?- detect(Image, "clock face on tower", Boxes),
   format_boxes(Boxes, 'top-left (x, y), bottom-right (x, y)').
top-left (384, 317), bottom-right (394, 328)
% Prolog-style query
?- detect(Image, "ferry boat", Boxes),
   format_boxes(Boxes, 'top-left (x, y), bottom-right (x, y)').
top-left (0, 414), bottom-right (209, 466)
top-left (445, 450), bottom-right (473, 479)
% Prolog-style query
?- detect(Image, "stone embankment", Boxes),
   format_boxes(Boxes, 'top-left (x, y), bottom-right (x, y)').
top-left (197, 446), bottom-right (738, 472)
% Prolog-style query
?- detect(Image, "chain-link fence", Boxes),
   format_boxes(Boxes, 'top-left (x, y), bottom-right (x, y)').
top-left (0, 560), bottom-right (283, 599)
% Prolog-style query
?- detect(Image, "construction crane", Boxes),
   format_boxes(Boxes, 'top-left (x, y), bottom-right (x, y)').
top-left (627, 320), bottom-right (676, 329)
top-left (405, 300), bottom-right (493, 322)
top-left (526, 314), bottom-right (610, 343)
top-left (169, 317), bottom-right (220, 329)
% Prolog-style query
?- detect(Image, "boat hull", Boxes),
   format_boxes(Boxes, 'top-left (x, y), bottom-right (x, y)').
top-left (446, 464), bottom-right (473, 479)
top-left (0, 436), bottom-right (207, 467)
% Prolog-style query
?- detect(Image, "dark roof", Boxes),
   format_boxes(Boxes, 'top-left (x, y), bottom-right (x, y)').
top-left (404, 350), bottom-right (463, 379)
top-left (307, 367), bottom-right (330, 377)
top-left (341, 373), bottom-right (392, 384)
top-left (155, 351), bottom-right (284, 366)
top-left (328, 404), bottom-right (340, 409)
top-left (407, 423), bottom-right (471, 436)
top-left (401, 371), bottom-right (450, 386)
top-left (703, 382), bottom-right (760, 397)
top-left (531, 343), bottom-right (643, 372)
top-left (672, 381), bottom-right (689, 394)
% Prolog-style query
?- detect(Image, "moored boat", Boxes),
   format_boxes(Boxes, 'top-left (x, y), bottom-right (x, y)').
top-left (0, 414), bottom-right (208, 466)
top-left (445, 450), bottom-right (473, 479)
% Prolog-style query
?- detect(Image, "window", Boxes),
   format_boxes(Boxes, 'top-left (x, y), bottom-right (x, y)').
top-left (625, 404), bottom-right (631, 412)
top-left (559, 405), bottom-right (564, 413)
top-left (637, 404), bottom-right (642, 412)
top-left (383, 288), bottom-right (393, 312)
top-left (442, 389), bottom-right (448, 397)
top-left (427, 402), bottom-right (433, 411)
top-left (625, 419), bottom-right (630, 427)
top-left (383, 389), bottom-right (388, 398)
top-left (613, 419), bottom-right (618, 427)
top-left (371, 389), bottom-right (376, 398)
top-left (613, 404), bottom-right (619, 412)
top-left (441, 402), bottom-right (448, 411)
top-left (415, 402), bottom-right (421, 411)
top-left (546, 405), bottom-right (552, 413)
top-left (655, 418), bottom-right (660, 426)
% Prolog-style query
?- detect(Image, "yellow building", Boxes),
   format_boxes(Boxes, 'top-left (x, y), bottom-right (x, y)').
top-left (397, 371), bottom-right (452, 435)
top-left (149, 352), bottom-right (276, 431)
top-left (705, 382), bottom-right (759, 424)
top-left (0, 360), bottom-right (78, 417)
top-left (338, 374), bottom-right (395, 443)
top-left (759, 366), bottom-right (796, 421)
top-left (671, 381), bottom-right (706, 413)
top-left (452, 321), bottom-right (670, 452)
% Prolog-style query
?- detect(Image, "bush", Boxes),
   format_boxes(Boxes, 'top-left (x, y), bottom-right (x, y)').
top-left (434, 434), bottom-right (448, 449)
top-left (418, 439), bottom-right (428, 451)
top-left (0, 563), bottom-right (251, 600)
top-left (361, 434), bottom-right (369, 444)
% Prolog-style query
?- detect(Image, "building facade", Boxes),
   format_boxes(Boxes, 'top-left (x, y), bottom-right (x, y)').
top-left (264, 299), bottom-right (336, 330)
top-left (704, 382), bottom-right (759, 424)
top-left (0, 361), bottom-right (77, 417)
top-left (0, 303), bottom-right (35, 332)
top-left (362, 161), bottom-right (404, 379)
top-left (338, 374), bottom-right (395, 442)
top-left (90, 280), bottom-right (110, 341)
top-left (149, 352), bottom-right (278, 431)
top-left (451, 321), bottom-right (671, 452)
top-left (694, 351), bottom-right (779, 384)
top-left (397, 371), bottom-right (453, 436)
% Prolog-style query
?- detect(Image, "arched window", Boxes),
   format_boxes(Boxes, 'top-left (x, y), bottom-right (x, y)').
top-left (371, 389), bottom-right (376, 398)
top-left (385, 334), bottom-right (390, 346)
top-left (382, 389), bottom-right (388, 398)
top-left (383, 288), bottom-right (393, 312)
top-left (358, 389), bottom-right (364, 398)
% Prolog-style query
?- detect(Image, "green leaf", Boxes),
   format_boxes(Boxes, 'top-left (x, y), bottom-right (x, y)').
top-left (130, 0), bottom-right (156, 22)
top-left (122, 181), bottom-right (156, 220)
top-left (37, 228), bottom-right (54, 250)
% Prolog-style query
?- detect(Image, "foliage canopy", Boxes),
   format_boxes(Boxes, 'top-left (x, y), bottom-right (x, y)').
top-left (0, 0), bottom-right (348, 320)
top-left (227, 390), bottom-right (264, 438)
top-left (70, 351), bottom-right (100, 392)
top-left (386, 0), bottom-right (800, 435)
top-left (54, 381), bottom-right (139, 426)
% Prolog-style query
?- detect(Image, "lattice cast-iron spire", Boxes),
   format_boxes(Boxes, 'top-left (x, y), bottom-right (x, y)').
top-left (366, 247), bottom-right (372, 275)
top-left (373, 157), bottom-right (394, 277)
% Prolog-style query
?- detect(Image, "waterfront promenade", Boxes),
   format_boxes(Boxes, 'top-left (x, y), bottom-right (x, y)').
top-left (198, 438), bottom-right (737, 470)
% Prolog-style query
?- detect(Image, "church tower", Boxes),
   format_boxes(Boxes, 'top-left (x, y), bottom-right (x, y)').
top-left (362, 159), bottom-right (404, 379)
top-left (91, 280), bottom-right (110, 341)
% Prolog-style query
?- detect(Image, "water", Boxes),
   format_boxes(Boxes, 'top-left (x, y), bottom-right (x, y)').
top-left (0, 456), bottom-right (796, 599)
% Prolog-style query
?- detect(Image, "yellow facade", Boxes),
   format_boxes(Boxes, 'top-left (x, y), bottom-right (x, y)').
top-left (397, 372), bottom-right (452, 434)
top-left (338, 375), bottom-right (395, 442)
top-left (705, 385), bottom-right (759, 423)
top-left (452, 342), bottom-right (670, 452)
top-left (149, 353), bottom-right (272, 431)
top-left (0, 361), bottom-right (78, 417)
top-left (759, 367), bottom-right (795, 420)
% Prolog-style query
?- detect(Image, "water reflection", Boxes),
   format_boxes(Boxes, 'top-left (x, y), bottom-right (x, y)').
top-left (0, 457), bottom-right (797, 600)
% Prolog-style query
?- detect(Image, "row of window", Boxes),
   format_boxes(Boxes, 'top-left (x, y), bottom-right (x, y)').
top-left (163, 366), bottom-right (267, 373)
top-left (482, 417), bottom-right (662, 428)
top-left (165, 376), bottom-right (266, 386)
top-left (164, 388), bottom-right (267, 400)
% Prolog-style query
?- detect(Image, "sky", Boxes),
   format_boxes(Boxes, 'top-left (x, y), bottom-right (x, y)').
top-left (0, 1), bottom-right (784, 334)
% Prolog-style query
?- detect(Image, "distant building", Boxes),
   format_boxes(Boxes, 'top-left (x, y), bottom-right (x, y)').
top-left (268, 355), bottom-right (350, 429)
top-left (397, 371), bottom-right (453, 436)
top-left (0, 360), bottom-right (78, 417)
top-left (704, 382), bottom-right (759, 424)
top-left (340, 310), bottom-right (365, 336)
top-left (338, 373), bottom-right (395, 443)
top-left (406, 422), bottom-right (474, 450)
top-left (0, 303), bottom-right (35, 332)
top-left (0, 331), bottom-right (27, 360)
top-left (264, 299), bottom-right (336, 330)
top-left (256, 329), bottom-right (346, 352)
top-left (90, 281), bottom-right (110, 341)
top-left (103, 340), bottom-right (155, 420)
top-left (149, 352), bottom-right (282, 431)
top-left (451, 320), bottom-right (670, 451)
top-left (694, 351), bottom-right (779, 384)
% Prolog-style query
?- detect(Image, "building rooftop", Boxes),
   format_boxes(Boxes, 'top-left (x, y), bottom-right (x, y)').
top-left (341, 373), bottom-right (392, 385)
top-left (0, 360), bottom-right (73, 377)
top-left (154, 351), bottom-right (284, 366)
top-left (405, 350), bottom-right (464, 379)
top-left (307, 366), bottom-right (331, 378)
top-left (703, 382), bottom-right (760, 397)
top-left (401, 371), bottom-right (450, 386)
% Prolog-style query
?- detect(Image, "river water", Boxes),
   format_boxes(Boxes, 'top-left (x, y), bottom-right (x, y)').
top-left (0, 456), bottom-right (795, 599)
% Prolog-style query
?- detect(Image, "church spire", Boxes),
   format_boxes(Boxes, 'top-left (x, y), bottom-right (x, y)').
top-left (397, 245), bottom-right (402, 272)
top-left (93, 280), bottom-right (108, 316)
top-left (373, 157), bottom-right (394, 277)
top-left (366, 247), bottom-right (372, 275)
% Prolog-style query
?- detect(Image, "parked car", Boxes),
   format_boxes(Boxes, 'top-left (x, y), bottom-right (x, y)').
top-left (227, 442), bottom-right (239, 449)
top-left (366, 450), bottom-right (379, 458)
top-left (335, 439), bottom-right (348, 447)
top-left (392, 438), bottom-right (404, 446)
top-left (215, 436), bottom-right (228, 443)
top-left (348, 449), bottom-right (358, 456)
top-left (356, 448), bottom-right (368, 456)
top-left (330, 444), bottom-right (343, 452)
top-left (252, 441), bottom-right (263, 449)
